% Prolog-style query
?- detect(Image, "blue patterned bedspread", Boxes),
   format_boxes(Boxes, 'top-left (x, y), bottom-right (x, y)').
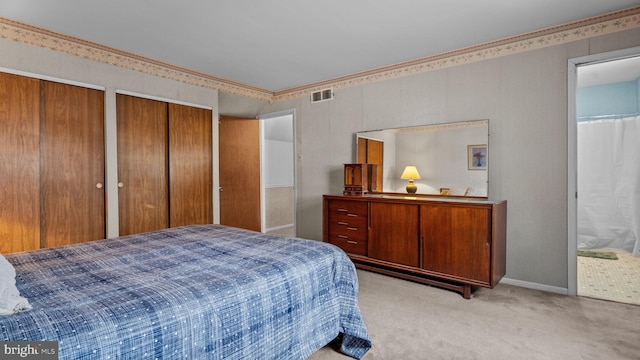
top-left (0, 225), bottom-right (371, 359)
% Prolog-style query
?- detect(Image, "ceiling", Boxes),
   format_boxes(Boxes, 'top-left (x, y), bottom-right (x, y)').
top-left (1, 0), bottom-right (640, 91)
top-left (578, 56), bottom-right (640, 88)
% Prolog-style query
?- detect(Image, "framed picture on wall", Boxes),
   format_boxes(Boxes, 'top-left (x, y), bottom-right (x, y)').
top-left (468, 144), bottom-right (487, 170)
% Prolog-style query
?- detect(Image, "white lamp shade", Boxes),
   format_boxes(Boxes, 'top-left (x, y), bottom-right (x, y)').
top-left (401, 165), bottom-right (421, 179)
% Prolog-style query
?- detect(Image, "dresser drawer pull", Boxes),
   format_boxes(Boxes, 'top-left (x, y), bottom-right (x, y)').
top-left (338, 221), bottom-right (348, 226)
top-left (346, 240), bottom-right (358, 244)
top-left (347, 213), bottom-right (358, 217)
top-left (337, 208), bottom-right (349, 212)
top-left (347, 227), bottom-right (358, 231)
top-left (337, 235), bottom-right (349, 239)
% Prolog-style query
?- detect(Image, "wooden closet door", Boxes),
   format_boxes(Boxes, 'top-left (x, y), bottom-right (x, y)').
top-left (219, 115), bottom-right (261, 232)
top-left (117, 94), bottom-right (169, 235)
top-left (0, 72), bottom-right (41, 253)
top-left (168, 103), bottom-right (213, 227)
top-left (40, 81), bottom-right (105, 248)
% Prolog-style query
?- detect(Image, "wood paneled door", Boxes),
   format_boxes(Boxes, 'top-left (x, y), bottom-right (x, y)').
top-left (0, 73), bottom-right (105, 253)
top-left (116, 94), bottom-right (169, 236)
top-left (0, 72), bottom-right (41, 253)
top-left (357, 137), bottom-right (383, 192)
top-left (219, 115), bottom-right (261, 232)
top-left (168, 103), bottom-right (213, 227)
top-left (40, 81), bottom-right (106, 248)
top-left (117, 94), bottom-right (213, 236)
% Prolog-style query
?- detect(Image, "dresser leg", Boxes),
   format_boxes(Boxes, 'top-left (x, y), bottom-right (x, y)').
top-left (463, 284), bottom-right (472, 299)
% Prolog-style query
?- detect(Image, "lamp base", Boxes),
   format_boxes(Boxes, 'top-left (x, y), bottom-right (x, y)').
top-left (406, 180), bottom-right (417, 194)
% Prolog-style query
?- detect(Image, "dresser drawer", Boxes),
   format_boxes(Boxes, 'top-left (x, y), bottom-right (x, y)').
top-left (328, 200), bottom-right (367, 227)
top-left (326, 199), bottom-right (368, 255)
top-left (328, 221), bottom-right (367, 241)
top-left (328, 230), bottom-right (367, 255)
top-left (328, 211), bottom-right (367, 230)
top-left (328, 200), bottom-right (368, 217)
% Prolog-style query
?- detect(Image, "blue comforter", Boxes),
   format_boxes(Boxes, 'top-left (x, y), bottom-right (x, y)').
top-left (0, 225), bottom-right (371, 359)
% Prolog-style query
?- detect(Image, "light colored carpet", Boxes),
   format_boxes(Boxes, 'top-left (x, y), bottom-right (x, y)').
top-left (309, 269), bottom-right (640, 360)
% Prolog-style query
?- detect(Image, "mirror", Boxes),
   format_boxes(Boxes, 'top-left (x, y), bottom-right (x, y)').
top-left (356, 119), bottom-right (488, 197)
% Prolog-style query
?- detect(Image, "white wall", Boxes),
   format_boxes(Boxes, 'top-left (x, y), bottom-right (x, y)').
top-left (394, 125), bottom-right (488, 195)
top-left (263, 115), bottom-right (294, 187)
top-left (0, 39), bottom-right (219, 238)
top-left (254, 27), bottom-right (640, 290)
top-left (264, 139), bottom-right (294, 186)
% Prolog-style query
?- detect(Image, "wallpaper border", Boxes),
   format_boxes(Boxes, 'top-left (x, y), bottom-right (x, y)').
top-left (272, 6), bottom-right (640, 102)
top-left (1, 6), bottom-right (639, 103)
top-left (0, 17), bottom-right (273, 101)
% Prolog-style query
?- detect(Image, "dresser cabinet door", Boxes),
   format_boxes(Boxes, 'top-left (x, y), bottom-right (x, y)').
top-left (421, 205), bottom-right (491, 284)
top-left (327, 200), bottom-right (368, 255)
top-left (369, 202), bottom-right (419, 266)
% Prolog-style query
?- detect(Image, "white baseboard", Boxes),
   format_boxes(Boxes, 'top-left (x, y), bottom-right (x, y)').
top-left (264, 224), bottom-right (294, 233)
top-left (500, 277), bottom-right (569, 295)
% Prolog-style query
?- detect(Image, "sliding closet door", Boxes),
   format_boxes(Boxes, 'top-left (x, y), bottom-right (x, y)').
top-left (168, 103), bottom-right (213, 227)
top-left (40, 81), bottom-right (105, 247)
top-left (117, 94), bottom-right (169, 235)
top-left (0, 72), bottom-right (41, 253)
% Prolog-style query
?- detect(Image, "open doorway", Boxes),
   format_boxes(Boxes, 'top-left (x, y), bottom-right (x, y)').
top-left (260, 110), bottom-right (296, 237)
top-left (569, 49), bottom-right (640, 305)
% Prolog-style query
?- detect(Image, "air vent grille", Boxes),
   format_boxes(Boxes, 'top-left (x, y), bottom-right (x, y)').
top-left (311, 88), bottom-right (334, 103)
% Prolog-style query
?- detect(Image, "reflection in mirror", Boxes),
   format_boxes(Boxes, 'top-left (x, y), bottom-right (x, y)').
top-left (356, 119), bottom-right (488, 197)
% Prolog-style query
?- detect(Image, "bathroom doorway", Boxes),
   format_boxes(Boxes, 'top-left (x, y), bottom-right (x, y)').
top-left (569, 49), bottom-right (640, 305)
top-left (260, 110), bottom-right (296, 237)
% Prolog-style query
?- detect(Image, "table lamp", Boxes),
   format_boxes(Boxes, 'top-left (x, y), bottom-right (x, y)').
top-left (401, 165), bottom-right (421, 194)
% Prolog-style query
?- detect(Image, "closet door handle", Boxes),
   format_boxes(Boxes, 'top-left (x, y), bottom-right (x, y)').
top-left (118, 182), bottom-right (124, 188)
top-left (95, 183), bottom-right (103, 189)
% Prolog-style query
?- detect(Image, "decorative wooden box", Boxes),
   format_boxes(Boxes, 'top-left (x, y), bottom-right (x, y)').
top-left (343, 163), bottom-right (378, 195)
top-left (344, 164), bottom-right (367, 195)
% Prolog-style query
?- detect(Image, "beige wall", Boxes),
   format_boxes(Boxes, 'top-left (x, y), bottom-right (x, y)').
top-left (246, 28), bottom-right (640, 291)
top-left (265, 186), bottom-right (295, 230)
top-left (0, 39), bottom-right (219, 238)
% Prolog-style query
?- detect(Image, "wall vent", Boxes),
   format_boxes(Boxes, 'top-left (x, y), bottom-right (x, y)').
top-left (310, 88), bottom-right (334, 103)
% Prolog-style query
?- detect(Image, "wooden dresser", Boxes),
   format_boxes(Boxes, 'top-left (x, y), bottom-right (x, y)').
top-left (323, 194), bottom-right (507, 299)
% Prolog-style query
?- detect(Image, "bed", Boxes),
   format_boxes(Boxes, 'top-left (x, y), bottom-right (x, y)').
top-left (0, 224), bottom-right (371, 359)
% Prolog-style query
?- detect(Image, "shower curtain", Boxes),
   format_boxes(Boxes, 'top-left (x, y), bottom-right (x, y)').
top-left (577, 115), bottom-right (640, 256)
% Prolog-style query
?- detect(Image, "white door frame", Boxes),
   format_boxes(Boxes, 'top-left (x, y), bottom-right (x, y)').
top-left (259, 109), bottom-right (297, 235)
top-left (567, 46), bottom-right (640, 296)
